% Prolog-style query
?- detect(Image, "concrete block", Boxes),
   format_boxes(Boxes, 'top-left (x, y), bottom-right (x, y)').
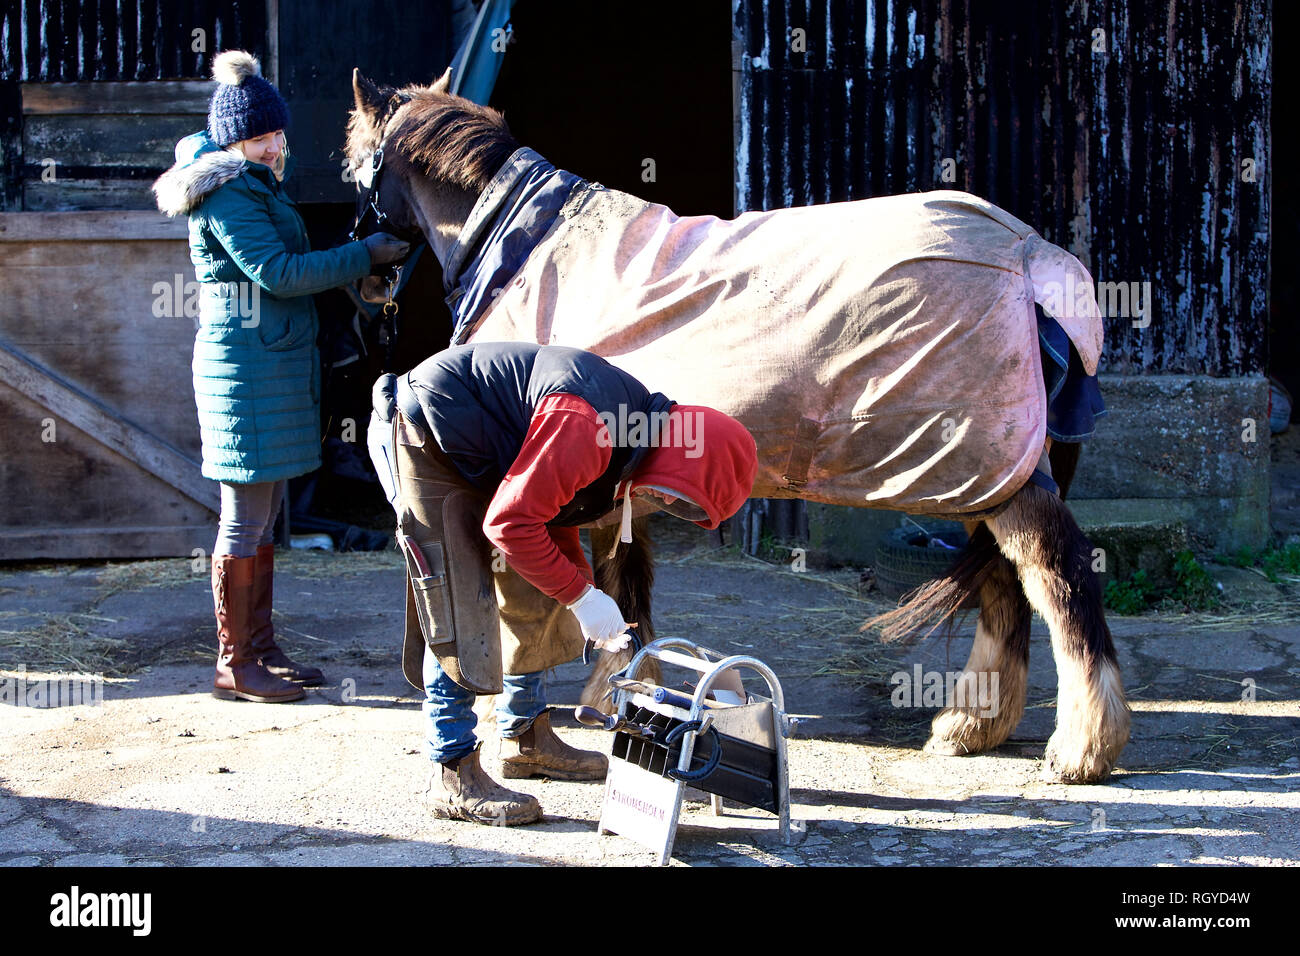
top-left (1071, 374), bottom-right (1270, 552)
top-left (1077, 519), bottom-right (1191, 590)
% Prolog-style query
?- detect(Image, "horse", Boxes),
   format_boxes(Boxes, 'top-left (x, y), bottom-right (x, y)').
top-left (344, 67), bottom-right (1131, 785)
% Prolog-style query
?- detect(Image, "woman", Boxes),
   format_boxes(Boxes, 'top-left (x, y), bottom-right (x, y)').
top-left (153, 50), bottom-right (409, 703)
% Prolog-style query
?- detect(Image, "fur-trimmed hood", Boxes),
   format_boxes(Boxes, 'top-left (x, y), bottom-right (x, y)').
top-left (152, 130), bottom-right (249, 217)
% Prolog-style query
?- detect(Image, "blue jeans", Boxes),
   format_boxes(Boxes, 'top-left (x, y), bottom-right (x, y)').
top-left (422, 644), bottom-right (547, 765)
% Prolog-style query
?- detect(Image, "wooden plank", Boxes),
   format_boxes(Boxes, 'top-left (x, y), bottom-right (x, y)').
top-left (22, 0), bottom-right (41, 81)
top-left (20, 80), bottom-right (213, 114)
top-left (22, 179), bottom-right (161, 211)
top-left (96, 0), bottom-right (121, 82)
top-left (267, 0), bottom-right (280, 86)
top-left (22, 112), bottom-right (203, 167)
top-left (0, 78), bottom-right (20, 212)
top-left (0, 215), bottom-right (207, 456)
top-left (0, 525), bottom-right (215, 560)
top-left (0, 210), bottom-right (187, 240)
top-left (0, 340), bottom-right (219, 513)
top-left (0, 347), bottom-right (203, 467)
top-left (0, 380), bottom-right (214, 555)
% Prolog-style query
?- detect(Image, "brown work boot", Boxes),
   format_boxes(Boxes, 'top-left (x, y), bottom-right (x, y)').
top-left (500, 710), bottom-right (608, 781)
top-left (211, 553), bottom-right (305, 703)
top-left (249, 543), bottom-right (324, 685)
top-left (425, 746), bottom-right (542, 826)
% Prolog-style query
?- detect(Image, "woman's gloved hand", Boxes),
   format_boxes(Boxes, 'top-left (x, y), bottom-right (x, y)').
top-left (362, 232), bottom-right (410, 265)
top-left (567, 586), bottom-right (632, 651)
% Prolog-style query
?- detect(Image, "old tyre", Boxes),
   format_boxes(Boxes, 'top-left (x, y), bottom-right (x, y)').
top-left (873, 523), bottom-right (969, 600)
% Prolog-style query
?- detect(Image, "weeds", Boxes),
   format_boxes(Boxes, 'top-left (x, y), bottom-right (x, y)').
top-left (1103, 569), bottom-right (1159, 614)
top-left (1217, 542), bottom-right (1300, 583)
top-left (1171, 549), bottom-right (1221, 609)
top-left (1103, 550), bottom-right (1222, 614)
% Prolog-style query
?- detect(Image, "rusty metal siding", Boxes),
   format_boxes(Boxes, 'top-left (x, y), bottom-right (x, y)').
top-left (0, 2), bottom-right (269, 210)
top-left (734, 0), bottom-right (1270, 377)
top-left (1, 0), bottom-right (268, 81)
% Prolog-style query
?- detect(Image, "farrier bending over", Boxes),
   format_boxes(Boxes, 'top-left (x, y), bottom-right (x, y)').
top-left (369, 342), bottom-right (757, 826)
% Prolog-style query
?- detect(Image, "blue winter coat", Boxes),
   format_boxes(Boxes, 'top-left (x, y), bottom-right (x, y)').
top-left (153, 130), bottom-right (372, 483)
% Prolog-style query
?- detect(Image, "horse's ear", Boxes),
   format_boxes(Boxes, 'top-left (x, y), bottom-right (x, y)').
top-left (431, 65), bottom-right (453, 94)
top-left (352, 68), bottom-right (387, 119)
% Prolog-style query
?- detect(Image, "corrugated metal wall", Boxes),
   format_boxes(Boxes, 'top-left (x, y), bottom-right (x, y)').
top-left (0, 1), bottom-right (270, 209)
top-left (0, 0), bottom-right (269, 81)
top-left (734, 0), bottom-right (1270, 377)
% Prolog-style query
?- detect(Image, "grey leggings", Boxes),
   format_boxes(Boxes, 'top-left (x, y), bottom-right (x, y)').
top-left (215, 480), bottom-right (286, 558)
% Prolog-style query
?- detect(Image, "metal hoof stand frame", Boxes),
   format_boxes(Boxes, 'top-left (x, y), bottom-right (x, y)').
top-left (590, 638), bottom-right (796, 865)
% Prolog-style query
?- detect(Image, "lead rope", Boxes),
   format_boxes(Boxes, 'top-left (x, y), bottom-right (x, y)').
top-left (378, 274), bottom-right (400, 370)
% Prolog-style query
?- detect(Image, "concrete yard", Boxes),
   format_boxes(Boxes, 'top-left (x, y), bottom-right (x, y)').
top-left (1, 524), bottom-right (1297, 867)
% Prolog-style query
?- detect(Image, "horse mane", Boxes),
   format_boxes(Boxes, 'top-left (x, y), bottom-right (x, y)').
top-left (348, 84), bottom-right (519, 195)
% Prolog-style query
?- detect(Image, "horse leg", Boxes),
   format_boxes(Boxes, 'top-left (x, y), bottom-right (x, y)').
top-left (580, 516), bottom-right (660, 712)
top-left (986, 482), bottom-right (1130, 783)
top-left (925, 522), bottom-right (1032, 756)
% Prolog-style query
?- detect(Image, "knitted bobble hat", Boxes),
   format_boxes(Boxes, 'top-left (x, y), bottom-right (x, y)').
top-left (207, 50), bottom-right (290, 147)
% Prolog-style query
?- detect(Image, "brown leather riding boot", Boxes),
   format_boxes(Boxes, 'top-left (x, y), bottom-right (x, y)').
top-left (212, 553), bottom-right (305, 703)
top-left (249, 543), bottom-right (324, 686)
top-left (425, 746), bottom-right (542, 826)
top-left (500, 710), bottom-right (608, 781)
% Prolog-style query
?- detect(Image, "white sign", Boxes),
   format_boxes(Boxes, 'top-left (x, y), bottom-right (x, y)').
top-left (599, 758), bottom-right (680, 854)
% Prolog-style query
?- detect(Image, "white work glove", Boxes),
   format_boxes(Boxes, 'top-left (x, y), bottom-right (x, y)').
top-left (567, 586), bottom-right (632, 651)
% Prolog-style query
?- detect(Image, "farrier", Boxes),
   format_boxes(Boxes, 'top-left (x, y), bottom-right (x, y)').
top-left (368, 342), bottom-right (757, 826)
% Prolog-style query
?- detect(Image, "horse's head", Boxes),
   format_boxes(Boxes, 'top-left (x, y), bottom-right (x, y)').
top-left (346, 66), bottom-right (518, 303)
top-left (346, 69), bottom-right (431, 303)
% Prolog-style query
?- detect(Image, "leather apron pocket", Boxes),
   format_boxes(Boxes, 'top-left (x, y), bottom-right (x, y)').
top-left (393, 410), bottom-right (503, 695)
top-left (398, 535), bottom-right (454, 648)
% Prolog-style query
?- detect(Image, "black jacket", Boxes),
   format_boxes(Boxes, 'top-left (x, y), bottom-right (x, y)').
top-left (396, 343), bottom-right (674, 526)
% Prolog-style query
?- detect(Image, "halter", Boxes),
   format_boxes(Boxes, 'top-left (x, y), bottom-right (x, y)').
top-left (347, 96), bottom-right (427, 329)
top-left (348, 145), bottom-right (425, 248)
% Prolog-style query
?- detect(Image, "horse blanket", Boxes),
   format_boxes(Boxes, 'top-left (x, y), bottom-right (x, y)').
top-left (448, 148), bottom-right (1104, 517)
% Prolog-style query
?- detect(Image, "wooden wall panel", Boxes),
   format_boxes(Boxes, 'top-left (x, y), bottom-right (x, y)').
top-left (19, 79), bottom-right (208, 210)
top-left (0, 378), bottom-right (214, 560)
top-left (0, 210), bottom-right (217, 558)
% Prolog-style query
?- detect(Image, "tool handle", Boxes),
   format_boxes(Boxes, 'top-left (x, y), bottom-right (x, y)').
top-left (652, 686), bottom-right (697, 710)
top-left (574, 705), bottom-right (620, 732)
top-left (396, 531), bottom-right (433, 577)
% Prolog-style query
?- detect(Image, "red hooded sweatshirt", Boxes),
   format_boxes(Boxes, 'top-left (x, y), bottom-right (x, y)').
top-left (482, 395), bottom-right (757, 605)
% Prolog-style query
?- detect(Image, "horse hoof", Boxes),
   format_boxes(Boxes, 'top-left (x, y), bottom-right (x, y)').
top-left (923, 736), bottom-right (973, 756)
top-left (924, 704), bottom-right (1016, 756)
top-left (1042, 737), bottom-right (1117, 784)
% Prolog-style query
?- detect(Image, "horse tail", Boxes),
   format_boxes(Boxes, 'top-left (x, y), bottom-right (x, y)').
top-left (865, 440), bottom-right (1084, 643)
top-left (594, 515), bottom-right (657, 639)
top-left (1049, 440), bottom-right (1082, 500)
top-left (863, 521), bottom-right (1003, 644)
top-left (581, 516), bottom-right (661, 710)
